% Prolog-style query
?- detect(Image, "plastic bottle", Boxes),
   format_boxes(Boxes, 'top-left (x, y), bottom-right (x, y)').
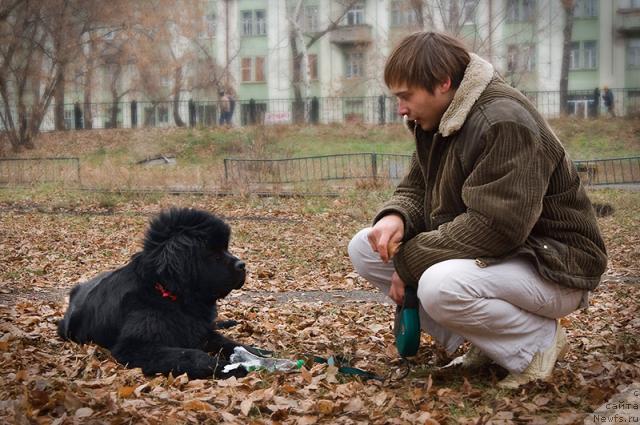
top-left (223, 346), bottom-right (304, 373)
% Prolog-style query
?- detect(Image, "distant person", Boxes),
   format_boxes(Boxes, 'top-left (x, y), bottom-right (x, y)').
top-left (602, 86), bottom-right (615, 117)
top-left (227, 91), bottom-right (236, 125)
top-left (219, 91), bottom-right (231, 125)
top-left (592, 87), bottom-right (600, 118)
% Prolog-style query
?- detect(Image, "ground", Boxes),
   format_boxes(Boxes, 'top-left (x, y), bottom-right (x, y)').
top-left (0, 188), bottom-right (639, 424)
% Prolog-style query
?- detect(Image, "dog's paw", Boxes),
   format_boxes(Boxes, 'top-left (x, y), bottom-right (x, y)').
top-left (216, 363), bottom-right (248, 379)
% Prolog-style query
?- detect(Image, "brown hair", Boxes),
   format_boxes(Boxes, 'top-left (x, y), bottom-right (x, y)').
top-left (384, 32), bottom-right (471, 93)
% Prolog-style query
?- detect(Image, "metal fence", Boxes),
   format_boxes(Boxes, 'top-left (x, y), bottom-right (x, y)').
top-left (224, 153), bottom-right (411, 184)
top-left (1, 155), bottom-right (637, 189)
top-left (0, 157), bottom-right (80, 185)
top-left (574, 156), bottom-right (640, 185)
top-left (24, 87), bottom-right (640, 132)
top-left (225, 153), bottom-right (640, 186)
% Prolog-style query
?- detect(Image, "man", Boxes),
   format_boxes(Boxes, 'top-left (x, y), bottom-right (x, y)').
top-left (348, 32), bottom-right (607, 389)
top-left (602, 86), bottom-right (615, 117)
top-left (219, 90), bottom-right (231, 125)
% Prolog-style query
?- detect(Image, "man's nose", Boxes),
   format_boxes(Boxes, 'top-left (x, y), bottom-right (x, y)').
top-left (397, 102), bottom-right (408, 116)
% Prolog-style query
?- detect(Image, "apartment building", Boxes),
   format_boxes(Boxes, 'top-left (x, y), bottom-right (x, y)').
top-left (52, 0), bottom-right (640, 129)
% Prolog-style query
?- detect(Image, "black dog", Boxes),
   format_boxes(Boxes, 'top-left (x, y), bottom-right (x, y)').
top-left (58, 208), bottom-right (250, 379)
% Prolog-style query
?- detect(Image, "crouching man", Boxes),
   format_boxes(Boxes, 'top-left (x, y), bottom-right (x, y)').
top-left (348, 32), bottom-right (607, 389)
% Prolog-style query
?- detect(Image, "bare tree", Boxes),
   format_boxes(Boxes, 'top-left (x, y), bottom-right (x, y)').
top-left (0, 2), bottom-right (62, 151)
top-left (287, 0), bottom-right (360, 123)
top-left (559, 0), bottom-right (576, 115)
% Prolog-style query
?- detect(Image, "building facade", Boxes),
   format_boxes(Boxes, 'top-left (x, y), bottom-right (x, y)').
top-left (56, 0), bottom-right (640, 129)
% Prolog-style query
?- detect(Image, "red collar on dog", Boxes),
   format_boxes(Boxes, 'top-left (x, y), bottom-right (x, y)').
top-left (154, 283), bottom-right (177, 302)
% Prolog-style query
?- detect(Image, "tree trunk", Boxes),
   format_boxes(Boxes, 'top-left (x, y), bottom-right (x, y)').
top-left (173, 65), bottom-right (185, 127)
top-left (54, 63), bottom-right (66, 130)
top-left (559, 0), bottom-right (576, 116)
top-left (83, 35), bottom-right (96, 129)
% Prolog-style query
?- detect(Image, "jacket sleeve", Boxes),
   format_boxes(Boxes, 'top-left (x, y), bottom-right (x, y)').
top-left (393, 122), bottom-right (557, 287)
top-left (373, 152), bottom-right (426, 239)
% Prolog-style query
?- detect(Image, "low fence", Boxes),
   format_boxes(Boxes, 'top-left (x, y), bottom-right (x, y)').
top-left (1, 155), bottom-right (638, 189)
top-left (225, 154), bottom-right (640, 186)
top-left (20, 87), bottom-right (640, 132)
top-left (223, 153), bottom-right (411, 184)
top-left (0, 157), bottom-right (80, 186)
top-left (574, 156), bottom-right (640, 185)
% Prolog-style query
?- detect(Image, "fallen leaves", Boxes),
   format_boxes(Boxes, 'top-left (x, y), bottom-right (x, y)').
top-left (1, 191), bottom-right (639, 424)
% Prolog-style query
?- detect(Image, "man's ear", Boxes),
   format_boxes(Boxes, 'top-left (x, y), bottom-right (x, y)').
top-left (437, 77), bottom-right (453, 94)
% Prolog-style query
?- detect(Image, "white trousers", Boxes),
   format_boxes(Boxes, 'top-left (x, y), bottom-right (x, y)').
top-left (348, 228), bottom-right (587, 373)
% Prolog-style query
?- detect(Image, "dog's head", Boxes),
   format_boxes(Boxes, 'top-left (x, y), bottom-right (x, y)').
top-left (139, 208), bottom-right (245, 302)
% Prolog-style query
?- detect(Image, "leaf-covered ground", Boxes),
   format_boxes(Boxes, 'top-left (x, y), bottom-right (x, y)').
top-left (1, 189), bottom-right (639, 424)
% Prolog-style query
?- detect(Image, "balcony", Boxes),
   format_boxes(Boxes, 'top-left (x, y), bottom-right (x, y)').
top-left (330, 24), bottom-right (373, 45)
top-left (616, 8), bottom-right (640, 36)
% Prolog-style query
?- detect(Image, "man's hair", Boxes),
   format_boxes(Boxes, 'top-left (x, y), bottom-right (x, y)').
top-left (384, 32), bottom-right (471, 93)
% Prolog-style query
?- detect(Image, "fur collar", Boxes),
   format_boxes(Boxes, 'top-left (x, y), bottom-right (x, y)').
top-left (439, 53), bottom-right (494, 137)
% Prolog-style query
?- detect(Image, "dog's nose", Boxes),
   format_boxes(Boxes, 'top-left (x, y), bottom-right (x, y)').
top-left (234, 260), bottom-right (245, 272)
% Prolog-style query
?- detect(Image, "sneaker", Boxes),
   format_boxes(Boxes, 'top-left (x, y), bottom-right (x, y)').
top-left (497, 320), bottom-right (569, 389)
top-left (440, 345), bottom-right (493, 369)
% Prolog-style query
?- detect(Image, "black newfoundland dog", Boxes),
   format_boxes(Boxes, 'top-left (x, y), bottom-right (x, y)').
top-left (58, 207), bottom-right (251, 379)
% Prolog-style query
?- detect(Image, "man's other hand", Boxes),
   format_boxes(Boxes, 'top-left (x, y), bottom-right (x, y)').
top-left (389, 272), bottom-right (406, 305)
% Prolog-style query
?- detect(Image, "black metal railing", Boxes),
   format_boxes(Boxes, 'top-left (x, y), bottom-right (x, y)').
top-left (10, 87), bottom-right (638, 132)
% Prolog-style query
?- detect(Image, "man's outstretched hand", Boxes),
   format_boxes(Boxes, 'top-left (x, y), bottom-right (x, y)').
top-left (367, 214), bottom-right (404, 263)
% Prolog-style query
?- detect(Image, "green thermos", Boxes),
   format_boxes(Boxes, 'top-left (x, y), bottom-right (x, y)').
top-left (394, 285), bottom-right (421, 357)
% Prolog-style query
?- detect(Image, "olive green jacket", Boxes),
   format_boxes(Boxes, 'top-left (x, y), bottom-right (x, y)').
top-left (375, 54), bottom-right (607, 290)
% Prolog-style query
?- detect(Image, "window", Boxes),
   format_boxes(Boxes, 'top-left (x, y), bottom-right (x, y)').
top-left (205, 13), bottom-right (216, 37)
top-left (632, 0), bottom-right (640, 9)
top-left (241, 11), bottom-right (253, 36)
top-left (570, 42), bottom-right (580, 70)
top-left (255, 10), bottom-right (266, 35)
top-left (241, 10), bottom-right (266, 36)
top-left (570, 41), bottom-right (598, 70)
top-left (255, 56), bottom-right (265, 81)
top-left (575, 0), bottom-right (598, 18)
top-left (305, 6), bottom-right (319, 31)
top-left (506, 43), bottom-right (536, 72)
top-left (462, 0), bottom-right (479, 24)
top-left (583, 41), bottom-right (598, 69)
top-left (308, 54), bottom-right (318, 80)
top-left (390, 1), bottom-right (418, 27)
top-left (628, 39), bottom-right (640, 67)
top-left (293, 54), bottom-right (318, 81)
top-left (346, 2), bottom-right (365, 25)
top-left (241, 57), bottom-right (266, 82)
top-left (346, 51), bottom-right (364, 78)
top-left (506, 0), bottom-right (536, 23)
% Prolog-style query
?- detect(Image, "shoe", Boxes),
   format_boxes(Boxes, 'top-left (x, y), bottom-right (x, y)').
top-left (497, 321), bottom-right (569, 389)
top-left (440, 345), bottom-right (493, 369)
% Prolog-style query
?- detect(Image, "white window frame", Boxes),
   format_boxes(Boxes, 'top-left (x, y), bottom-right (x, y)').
top-left (628, 39), bottom-right (640, 67)
top-left (570, 42), bottom-right (581, 70)
top-left (255, 10), bottom-right (267, 35)
top-left (346, 2), bottom-right (365, 25)
top-left (346, 51), bottom-right (364, 78)
top-left (241, 11), bottom-right (253, 36)
top-left (304, 6), bottom-right (319, 32)
top-left (462, 0), bottom-right (479, 24)
top-left (583, 40), bottom-right (598, 69)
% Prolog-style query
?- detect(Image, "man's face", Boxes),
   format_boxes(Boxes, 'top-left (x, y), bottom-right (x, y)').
top-left (390, 80), bottom-right (455, 132)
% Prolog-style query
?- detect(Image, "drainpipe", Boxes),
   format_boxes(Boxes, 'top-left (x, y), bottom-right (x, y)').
top-left (225, 0), bottom-right (230, 87)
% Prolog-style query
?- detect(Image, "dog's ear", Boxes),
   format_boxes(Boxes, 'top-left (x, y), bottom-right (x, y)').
top-left (146, 234), bottom-right (201, 293)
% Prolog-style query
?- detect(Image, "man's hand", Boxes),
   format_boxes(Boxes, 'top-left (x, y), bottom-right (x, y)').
top-left (389, 272), bottom-right (406, 305)
top-left (367, 214), bottom-right (404, 263)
